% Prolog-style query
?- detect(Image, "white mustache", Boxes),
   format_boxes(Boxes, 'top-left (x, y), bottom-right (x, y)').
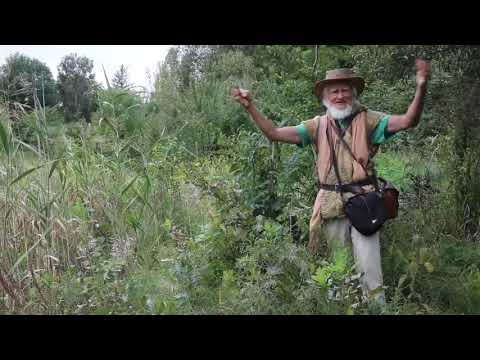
top-left (323, 99), bottom-right (354, 120)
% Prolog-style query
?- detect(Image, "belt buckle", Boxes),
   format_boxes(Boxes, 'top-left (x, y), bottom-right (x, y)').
top-left (335, 183), bottom-right (342, 192)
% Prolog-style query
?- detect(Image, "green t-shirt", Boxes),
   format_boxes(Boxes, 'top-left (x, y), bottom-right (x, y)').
top-left (295, 115), bottom-right (395, 147)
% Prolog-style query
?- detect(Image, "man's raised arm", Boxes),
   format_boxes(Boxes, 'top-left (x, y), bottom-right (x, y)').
top-left (387, 59), bottom-right (431, 134)
top-left (231, 87), bottom-right (302, 144)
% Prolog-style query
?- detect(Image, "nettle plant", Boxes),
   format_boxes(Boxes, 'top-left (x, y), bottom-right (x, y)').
top-left (311, 248), bottom-right (367, 312)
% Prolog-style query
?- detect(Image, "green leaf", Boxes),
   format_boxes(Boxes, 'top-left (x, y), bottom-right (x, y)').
top-left (134, 188), bottom-right (154, 212)
top-left (15, 140), bottom-right (41, 157)
top-left (126, 104), bottom-right (141, 111)
top-left (163, 218), bottom-right (172, 232)
top-left (143, 172), bottom-right (151, 193)
top-left (69, 201), bottom-right (88, 220)
top-left (48, 159), bottom-right (60, 179)
top-left (10, 237), bottom-right (42, 274)
top-left (119, 139), bottom-right (135, 153)
top-left (121, 175), bottom-right (138, 196)
top-left (424, 262), bottom-right (434, 273)
top-left (101, 101), bottom-right (114, 110)
top-left (397, 274), bottom-right (408, 288)
top-left (10, 164), bottom-right (45, 186)
top-left (0, 119), bottom-right (11, 155)
top-left (99, 116), bottom-right (118, 138)
top-left (127, 145), bottom-right (142, 157)
top-left (124, 195), bottom-right (139, 212)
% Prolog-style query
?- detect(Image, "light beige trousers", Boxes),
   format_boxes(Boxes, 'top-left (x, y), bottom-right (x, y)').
top-left (323, 217), bottom-right (385, 302)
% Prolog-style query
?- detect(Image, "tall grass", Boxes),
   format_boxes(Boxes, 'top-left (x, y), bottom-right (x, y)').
top-left (0, 95), bottom-right (209, 313)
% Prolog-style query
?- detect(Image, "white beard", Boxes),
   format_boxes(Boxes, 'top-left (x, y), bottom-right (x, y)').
top-left (323, 99), bottom-right (355, 120)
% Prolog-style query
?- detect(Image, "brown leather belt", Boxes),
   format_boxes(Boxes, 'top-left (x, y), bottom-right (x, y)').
top-left (319, 177), bottom-right (376, 194)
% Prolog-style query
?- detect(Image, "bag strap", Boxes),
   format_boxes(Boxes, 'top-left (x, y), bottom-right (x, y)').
top-left (328, 115), bottom-right (380, 192)
top-left (328, 115), bottom-right (367, 174)
top-left (325, 123), bottom-right (343, 189)
top-left (315, 115), bottom-right (346, 193)
top-left (314, 116), bottom-right (321, 189)
top-left (325, 125), bottom-right (351, 206)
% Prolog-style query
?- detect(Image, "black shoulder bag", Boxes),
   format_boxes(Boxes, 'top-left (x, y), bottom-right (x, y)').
top-left (324, 117), bottom-right (399, 236)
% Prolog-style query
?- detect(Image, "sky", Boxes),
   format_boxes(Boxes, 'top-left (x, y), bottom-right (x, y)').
top-left (0, 45), bottom-right (173, 91)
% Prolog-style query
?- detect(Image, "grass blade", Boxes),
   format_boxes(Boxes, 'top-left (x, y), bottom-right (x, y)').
top-left (10, 164), bottom-right (45, 186)
top-left (48, 159), bottom-right (60, 179)
top-left (10, 238), bottom-right (42, 274)
top-left (121, 175), bottom-right (138, 196)
top-left (0, 118), bottom-right (11, 155)
top-left (15, 140), bottom-right (42, 158)
top-left (99, 116), bottom-right (119, 138)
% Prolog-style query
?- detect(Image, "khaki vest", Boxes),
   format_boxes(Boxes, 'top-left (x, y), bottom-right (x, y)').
top-left (307, 109), bottom-right (381, 255)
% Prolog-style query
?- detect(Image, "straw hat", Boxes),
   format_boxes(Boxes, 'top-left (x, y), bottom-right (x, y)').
top-left (314, 68), bottom-right (365, 98)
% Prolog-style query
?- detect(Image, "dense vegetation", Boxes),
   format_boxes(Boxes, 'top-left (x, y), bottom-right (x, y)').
top-left (0, 45), bottom-right (479, 314)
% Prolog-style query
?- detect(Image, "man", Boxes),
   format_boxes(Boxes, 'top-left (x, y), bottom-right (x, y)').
top-left (232, 59), bottom-right (431, 304)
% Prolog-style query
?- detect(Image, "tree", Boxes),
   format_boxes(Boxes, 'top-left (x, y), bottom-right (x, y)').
top-left (0, 53), bottom-right (56, 108)
top-left (56, 54), bottom-right (97, 123)
top-left (112, 64), bottom-right (131, 89)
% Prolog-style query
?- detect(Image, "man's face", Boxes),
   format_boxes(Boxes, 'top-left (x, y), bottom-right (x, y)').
top-left (323, 82), bottom-right (354, 110)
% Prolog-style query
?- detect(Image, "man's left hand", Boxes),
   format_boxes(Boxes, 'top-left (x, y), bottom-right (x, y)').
top-left (416, 59), bottom-right (431, 87)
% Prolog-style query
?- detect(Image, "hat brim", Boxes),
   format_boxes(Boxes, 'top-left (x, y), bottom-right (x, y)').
top-left (315, 77), bottom-right (365, 98)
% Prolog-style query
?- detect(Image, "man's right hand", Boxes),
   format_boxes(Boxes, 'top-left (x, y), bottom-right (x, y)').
top-left (231, 87), bottom-right (252, 109)
top-left (231, 87), bottom-right (302, 145)
top-left (416, 59), bottom-right (431, 88)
